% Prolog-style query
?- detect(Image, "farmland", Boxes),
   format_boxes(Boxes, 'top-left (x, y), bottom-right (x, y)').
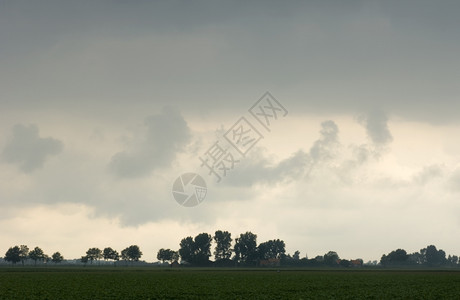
top-left (1, 267), bottom-right (460, 299)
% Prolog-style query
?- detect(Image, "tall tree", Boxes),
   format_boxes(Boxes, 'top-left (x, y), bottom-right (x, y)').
top-left (4, 246), bottom-right (21, 265)
top-left (86, 248), bottom-right (103, 264)
top-left (157, 248), bottom-right (166, 263)
top-left (380, 249), bottom-right (408, 266)
top-left (123, 245), bottom-right (142, 262)
top-left (157, 248), bottom-right (178, 263)
top-left (29, 247), bottom-right (46, 265)
top-left (19, 245), bottom-right (29, 266)
top-left (179, 237), bottom-right (195, 263)
top-left (121, 248), bottom-right (129, 261)
top-left (257, 241), bottom-right (270, 260)
top-left (193, 233), bottom-right (212, 265)
top-left (258, 239), bottom-right (286, 260)
top-left (420, 245), bottom-right (447, 266)
top-left (179, 233), bottom-right (212, 265)
top-left (234, 232), bottom-right (258, 264)
top-left (51, 252), bottom-right (64, 263)
top-left (213, 230), bottom-right (233, 261)
top-left (324, 251), bottom-right (340, 266)
top-left (103, 247), bottom-right (120, 264)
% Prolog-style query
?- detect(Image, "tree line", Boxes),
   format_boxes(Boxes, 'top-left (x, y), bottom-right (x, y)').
top-left (80, 245), bottom-right (142, 265)
top-left (157, 230), bottom-right (360, 267)
top-left (3, 230), bottom-right (459, 268)
top-left (161, 231), bottom-right (460, 268)
top-left (380, 245), bottom-right (458, 267)
top-left (3, 245), bottom-right (63, 265)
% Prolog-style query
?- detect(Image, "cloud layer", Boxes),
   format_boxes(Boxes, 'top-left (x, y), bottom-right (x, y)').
top-left (1, 1), bottom-right (460, 261)
top-left (108, 107), bottom-right (191, 178)
top-left (1, 1), bottom-right (460, 123)
top-left (2, 124), bottom-right (63, 172)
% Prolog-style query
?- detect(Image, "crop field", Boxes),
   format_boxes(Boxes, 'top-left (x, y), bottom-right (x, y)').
top-left (0, 267), bottom-right (460, 299)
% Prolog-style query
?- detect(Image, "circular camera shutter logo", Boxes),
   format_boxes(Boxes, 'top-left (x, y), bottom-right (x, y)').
top-left (172, 173), bottom-right (207, 207)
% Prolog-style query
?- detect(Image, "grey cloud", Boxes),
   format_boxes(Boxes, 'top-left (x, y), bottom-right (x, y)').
top-left (223, 115), bottom-right (396, 188)
top-left (2, 124), bottom-right (63, 172)
top-left (273, 150), bottom-right (310, 180)
top-left (1, 1), bottom-right (460, 124)
top-left (351, 144), bottom-right (370, 165)
top-left (309, 120), bottom-right (339, 163)
top-left (337, 110), bottom-right (393, 180)
top-left (336, 144), bottom-right (370, 184)
top-left (223, 120), bottom-right (339, 187)
top-left (108, 107), bottom-right (191, 178)
top-left (224, 148), bottom-right (310, 187)
top-left (360, 110), bottom-right (393, 146)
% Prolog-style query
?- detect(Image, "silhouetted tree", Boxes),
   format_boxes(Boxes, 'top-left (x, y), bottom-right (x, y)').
top-left (324, 251), bottom-right (340, 266)
top-left (179, 237), bottom-right (194, 263)
top-left (258, 239), bottom-right (286, 260)
top-left (179, 233), bottom-right (212, 265)
top-left (51, 252), bottom-right (64, 263)
top-left (194, 233), bottom-right (212, 265)
top-left (213, 230), bottom-right (232, 261)
top-left (103, 247), bottom-right (120, 264)
top-left (157, 248), bottom-right (178, 264)
top-left (234, 232), bottom-right (258, 265)
top-left (123, 245), bottom-right (142, 262)
top-left (420, 245), bottom-right (446, 266)
top-left (29, 247), bottom-right (45, 265)
top-left (4, 246), bottom-right (21, 265)
top-left (380, 249), bottom-right (408, 266)
top-left (19, 245), bottom-right (29, 266)
top-left (86, 248), bottom-right (103, 264)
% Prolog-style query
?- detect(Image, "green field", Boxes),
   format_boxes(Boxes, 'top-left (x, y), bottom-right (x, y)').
top-left (1, 267), bottom-right (460, 299)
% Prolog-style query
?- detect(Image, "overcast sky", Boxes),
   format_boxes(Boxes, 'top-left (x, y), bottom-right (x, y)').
top-left (1, 0), bottom-right (460, 262)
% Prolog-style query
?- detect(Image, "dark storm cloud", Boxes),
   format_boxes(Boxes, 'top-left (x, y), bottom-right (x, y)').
top-left (2, 124), bottom-right (63, 172)
top-left (108, 107), bottom-right (190, 178)
top-left (1, 1), bottom-right (459, 123)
